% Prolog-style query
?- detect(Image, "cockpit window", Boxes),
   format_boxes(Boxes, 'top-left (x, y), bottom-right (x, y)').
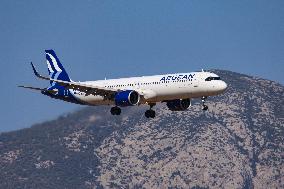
top-left (205, 77), bottom-right (221, 81)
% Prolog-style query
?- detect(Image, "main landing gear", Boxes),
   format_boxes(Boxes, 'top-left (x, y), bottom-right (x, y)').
top-left (145, 103), bottom-right (156, 118)
top-left (201, 96), bottom-right (208, 111)
top-left (110, 106), bottom-right (121, 115)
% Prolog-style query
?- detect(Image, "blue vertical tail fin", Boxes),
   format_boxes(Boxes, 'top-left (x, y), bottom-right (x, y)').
top-left (45, 49), bottom-right (71, 84)
top-left (45, 50), bottom-right (71, 94)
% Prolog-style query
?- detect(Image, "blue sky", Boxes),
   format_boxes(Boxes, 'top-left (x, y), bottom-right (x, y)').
top-left (0, 0), bottom-right (283, 132)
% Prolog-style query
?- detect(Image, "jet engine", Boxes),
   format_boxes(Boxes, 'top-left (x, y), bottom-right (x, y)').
top-left (115, 90), bottom-right (140, 106)
top-left (166, 98), bottom-right (190, 111)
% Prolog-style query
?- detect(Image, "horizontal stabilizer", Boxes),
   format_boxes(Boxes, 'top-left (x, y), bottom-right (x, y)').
top-left (18, 85), bottom-right (57, 95)
top-left (18, 85), bottom-right (46, 91)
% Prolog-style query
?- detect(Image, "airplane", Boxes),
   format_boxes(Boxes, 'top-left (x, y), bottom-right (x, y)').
top-left (19, 50), bottom-right (228, 118)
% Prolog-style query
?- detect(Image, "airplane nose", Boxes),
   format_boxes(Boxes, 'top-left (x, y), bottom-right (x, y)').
top-left (220, 81), bottom-right (228, 91)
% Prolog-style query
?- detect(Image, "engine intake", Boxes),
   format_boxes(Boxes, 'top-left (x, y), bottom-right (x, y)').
top-left (166, 99), bottom-right (190, 111)
top-left (115, 90), bottom-right (140, 106)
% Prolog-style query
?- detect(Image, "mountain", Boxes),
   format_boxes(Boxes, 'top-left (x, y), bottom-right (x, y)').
top-left (0, 70), bottom-right (283, 189)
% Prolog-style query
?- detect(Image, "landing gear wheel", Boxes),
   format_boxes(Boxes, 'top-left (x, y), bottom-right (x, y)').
top-left (110, 107), bottom-right (121, 115)
top-left (201, 96), bottom-right (208, 111)
top-left (145, 109), bottom-right (156, 118)
top-left (201, 96), bottom-right (207, 103)
top-left (202, 105), bottom-right (208, 111)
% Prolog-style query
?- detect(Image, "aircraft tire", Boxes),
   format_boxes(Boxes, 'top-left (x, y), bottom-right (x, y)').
top-left (145, 110), bottom-right (155, 118)
top-left (202, 105), bottom-right (208, 111)
top-left (111, 107), bottom-right (121, 115)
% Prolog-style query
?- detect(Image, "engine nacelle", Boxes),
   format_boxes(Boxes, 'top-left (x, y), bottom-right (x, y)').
top-left (166, 98), bottom-right (191, 111)
top-left (115, 90), bottom-right (140, 107)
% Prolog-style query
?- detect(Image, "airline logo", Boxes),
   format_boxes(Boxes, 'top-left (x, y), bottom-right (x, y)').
top-left (45, 50), bottom-right (71, 82)
top-left (46, 52), bottom-right (62, 74)
top-left (160, 74), bottom-right (195, 82)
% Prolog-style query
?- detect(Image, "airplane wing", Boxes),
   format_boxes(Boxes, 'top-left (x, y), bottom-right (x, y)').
top-left (30, 62), bottom-right (122, 99)
top-left (50, 78), bottom-right (118, 98)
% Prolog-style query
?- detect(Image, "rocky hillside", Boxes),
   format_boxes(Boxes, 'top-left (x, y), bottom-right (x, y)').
top-left (0, 70), bottom-right (283, 189)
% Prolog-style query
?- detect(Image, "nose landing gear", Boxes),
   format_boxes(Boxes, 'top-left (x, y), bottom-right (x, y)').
top-left (201, 96), bottom-right (208, 111)
top-left (145, 103), bottom-right (156, 118)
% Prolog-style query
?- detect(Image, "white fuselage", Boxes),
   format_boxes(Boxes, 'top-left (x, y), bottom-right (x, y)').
top-left (71, 71), bottom-right (227, 106)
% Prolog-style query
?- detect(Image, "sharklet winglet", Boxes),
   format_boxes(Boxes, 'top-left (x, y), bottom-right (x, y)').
top-left (30, 62), bottom-right (50, 80)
